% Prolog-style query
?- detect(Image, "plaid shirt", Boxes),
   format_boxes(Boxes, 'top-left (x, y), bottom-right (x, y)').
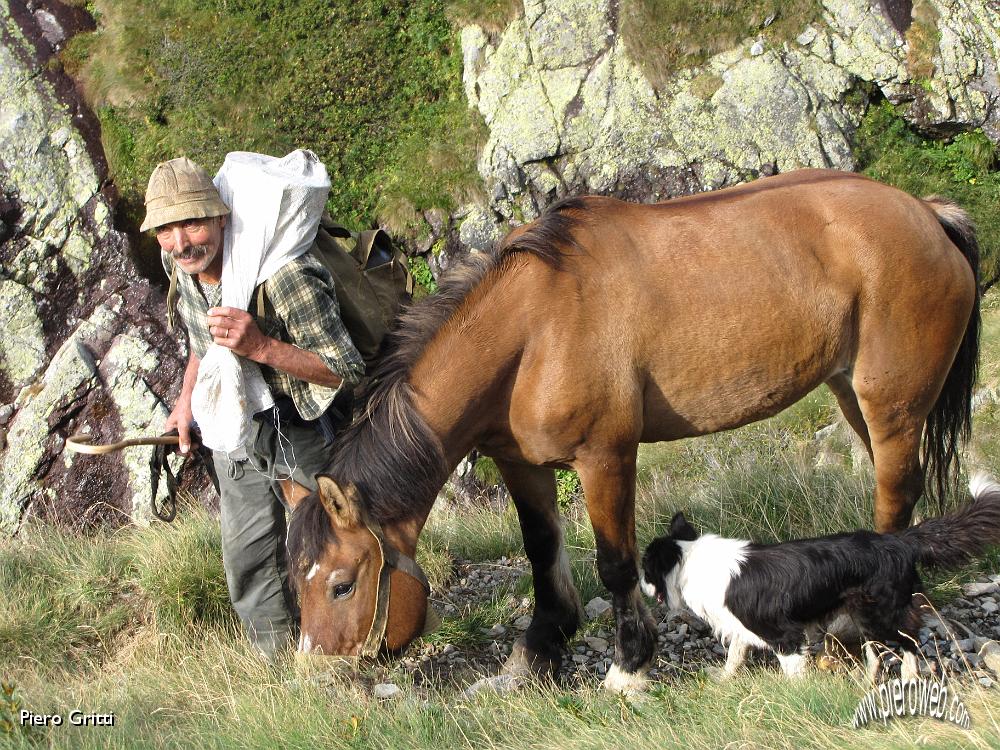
top-left (162, 249), bottom-right (364, 421)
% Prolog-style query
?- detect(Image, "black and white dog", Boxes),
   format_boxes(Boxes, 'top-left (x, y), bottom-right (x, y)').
top-left (641, 476), bottom-right (1000, 679)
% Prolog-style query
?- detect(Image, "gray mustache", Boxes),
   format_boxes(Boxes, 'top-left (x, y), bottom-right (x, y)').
top-left (172, 245), bottom-right (210, 262)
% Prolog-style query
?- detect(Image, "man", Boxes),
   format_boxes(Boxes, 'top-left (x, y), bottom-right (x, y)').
top-left (143, 157), bottom-right (365, 657)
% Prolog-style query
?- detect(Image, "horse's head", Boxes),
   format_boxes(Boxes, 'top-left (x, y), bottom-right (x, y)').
top-left (287, 475), bottom-right (433, 660)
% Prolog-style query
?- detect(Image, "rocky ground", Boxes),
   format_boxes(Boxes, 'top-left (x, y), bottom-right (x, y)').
top-left (369, 556), bottom-right (1000, 697)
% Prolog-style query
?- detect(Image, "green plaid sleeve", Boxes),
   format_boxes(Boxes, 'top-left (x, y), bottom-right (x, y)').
top-left (264, 252), bottom-right (365, 420)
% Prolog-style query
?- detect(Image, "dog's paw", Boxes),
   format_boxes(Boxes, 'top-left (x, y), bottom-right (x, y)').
top-left (603, 664), bottom-right (650, 695)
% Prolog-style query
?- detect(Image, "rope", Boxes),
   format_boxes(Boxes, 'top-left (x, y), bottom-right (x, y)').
top-left (65, 433), bottom-right (194, 522)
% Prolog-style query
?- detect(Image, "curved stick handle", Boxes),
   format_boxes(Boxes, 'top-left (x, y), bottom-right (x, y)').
top-left (65, 434), bottom-right (181, 455)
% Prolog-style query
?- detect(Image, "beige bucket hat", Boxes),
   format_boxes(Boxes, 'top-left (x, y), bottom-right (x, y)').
top-left (140, 157), bottom-right (230, 232)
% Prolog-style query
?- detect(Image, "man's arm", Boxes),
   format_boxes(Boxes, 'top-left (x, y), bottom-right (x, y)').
top-left (164, 349), bottom-right (201, 455)
top-left (204, 306), bottom-right (343, 388)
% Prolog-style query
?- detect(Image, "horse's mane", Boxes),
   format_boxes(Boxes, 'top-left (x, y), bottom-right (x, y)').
top-left (287, 197), bottom-right (589, 566)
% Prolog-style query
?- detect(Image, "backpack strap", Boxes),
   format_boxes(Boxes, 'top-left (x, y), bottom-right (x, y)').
top-left (166, 260), bottom-right (178, 333)
top-left (256, 283), bottom-right (268, 321)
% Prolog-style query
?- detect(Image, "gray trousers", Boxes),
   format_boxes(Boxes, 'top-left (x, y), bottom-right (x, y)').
top-left (212, 412), bottom-right (332, 657)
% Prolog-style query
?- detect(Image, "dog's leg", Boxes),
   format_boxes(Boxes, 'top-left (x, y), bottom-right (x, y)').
top-left (777, 651), bottom-right (809, 678)
top-left (724, 638), bottom-right (748, 677)
top-left (901, 651), bottom-right (919, 682)
top-left (864, 643), bottom-right (882, 685)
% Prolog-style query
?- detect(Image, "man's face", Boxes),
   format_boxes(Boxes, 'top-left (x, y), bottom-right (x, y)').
top-left (155, 216), bottom-right (225, 276)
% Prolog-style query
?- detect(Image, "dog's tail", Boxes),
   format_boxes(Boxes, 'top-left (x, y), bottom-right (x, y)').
top-left (898, 474), bottom-right (1000, 569)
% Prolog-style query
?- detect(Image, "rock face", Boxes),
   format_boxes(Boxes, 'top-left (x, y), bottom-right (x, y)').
top-left (0, 0), bottom-right (187, 533)
top-left (457, 0), bottom-right (1000, 242)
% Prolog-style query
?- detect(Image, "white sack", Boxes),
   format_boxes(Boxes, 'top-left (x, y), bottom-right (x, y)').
top-left (191, 149), bottom-right (331, 458)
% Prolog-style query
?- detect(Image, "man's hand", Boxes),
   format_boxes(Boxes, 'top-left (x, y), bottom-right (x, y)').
top-left (164, 398), bottom-right (196, 456)
top-left (206, 306), bottom-right (271, 361)
top-left (206, 306), bottom-right (343, 388)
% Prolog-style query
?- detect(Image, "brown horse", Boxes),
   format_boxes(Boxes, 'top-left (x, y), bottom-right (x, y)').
top-left (286, 169), bottom-right (980, 691)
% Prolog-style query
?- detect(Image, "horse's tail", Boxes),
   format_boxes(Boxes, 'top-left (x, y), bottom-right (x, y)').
top-left (897, 474), bottom-right (1000, 568)
top-left (922, 196), bottom-right (981, 503)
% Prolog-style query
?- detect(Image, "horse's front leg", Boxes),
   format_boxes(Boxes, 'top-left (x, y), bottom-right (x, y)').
top-left (578, 448), bottom-right (657, 694)
top-left (496, 459), bottom-right (584, 679)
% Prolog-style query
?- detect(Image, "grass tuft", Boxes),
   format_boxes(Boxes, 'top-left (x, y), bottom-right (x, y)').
top-left (126, 506), bottom-right (234, 632)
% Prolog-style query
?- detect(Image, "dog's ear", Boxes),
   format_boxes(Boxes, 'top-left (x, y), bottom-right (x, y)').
top-left (669, 511), bottom-right (698, 541)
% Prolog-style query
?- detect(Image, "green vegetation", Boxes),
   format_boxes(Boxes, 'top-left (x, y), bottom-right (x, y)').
top-left (854, 99), bottom-right (1000, 288)
top-left (64, 0), bottom-right (484, 240)
top-left (408, 255), bottom-right (440, 299)
top-left (620, 0), bottom-right (823, 89)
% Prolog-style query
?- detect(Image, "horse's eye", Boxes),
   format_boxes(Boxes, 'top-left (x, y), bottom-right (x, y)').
top-left (332, 582), bottom-right (355, 600)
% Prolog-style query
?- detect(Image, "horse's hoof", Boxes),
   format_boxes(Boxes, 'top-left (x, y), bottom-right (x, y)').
top-left (502, 639), bottom-right (560, 681)
top-left (602, 663), bottom-right (649, 695)
top-left (461, 674), bottom-right (523, 699)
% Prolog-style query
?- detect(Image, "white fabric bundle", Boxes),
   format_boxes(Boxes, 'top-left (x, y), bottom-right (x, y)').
top-left (191, 150), bottom-right (331, 458)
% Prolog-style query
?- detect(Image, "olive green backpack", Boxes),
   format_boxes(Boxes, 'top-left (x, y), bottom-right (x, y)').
top-left (166, 215), bottom-right (413, 370)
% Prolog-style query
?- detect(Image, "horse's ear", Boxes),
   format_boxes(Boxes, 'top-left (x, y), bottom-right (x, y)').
top-left (669, 511), bottom-right (698, 541)
top-left (316, 474), bottom-right (363, 528)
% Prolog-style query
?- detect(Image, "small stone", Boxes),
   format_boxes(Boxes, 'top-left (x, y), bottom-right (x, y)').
top-left (983, 602), bottom-right (999, 614)
top-left (572, 654), bottom-right (589, 663)
top-left (373, 683), bottom-right (400, 699)
top-left (795, 26), bottom-right (816, 47)
top-left (981, 676), bottom-right (994, 688)
top-left (584, 636), bottom-right (609, 652)
top-left (514, 615), bottom-right (532, 630)
top-left (486, 623), bottom-right (506, 638)
top-left (461, 674), bottom-right (521, 699)
top-left (750, 40), bottom-right (765, 56)
top-left (980, 641), bottom-right (1000, 672)
top-left (677, 623), bottom-right (689, 637)
top-left (585, 597), bottom-right (612, 619)
top-left (0, 404), bottom-right (13, 425)
top-left (956, 638), bottom-right (976, 653)
top-left (964, 582), bottom-right (999, 597)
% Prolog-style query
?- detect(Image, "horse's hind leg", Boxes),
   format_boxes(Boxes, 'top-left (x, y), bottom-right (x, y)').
top-left (826, 373), bottom-right (873, 461)
top-left (576, 447), bottom-right (657, 694)
top-left (495, 459), bottom-right (584, 679)
top-left (854, 390), bottom-right (927, 533)
top-left (828, 367), bottom-right (927, 532)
